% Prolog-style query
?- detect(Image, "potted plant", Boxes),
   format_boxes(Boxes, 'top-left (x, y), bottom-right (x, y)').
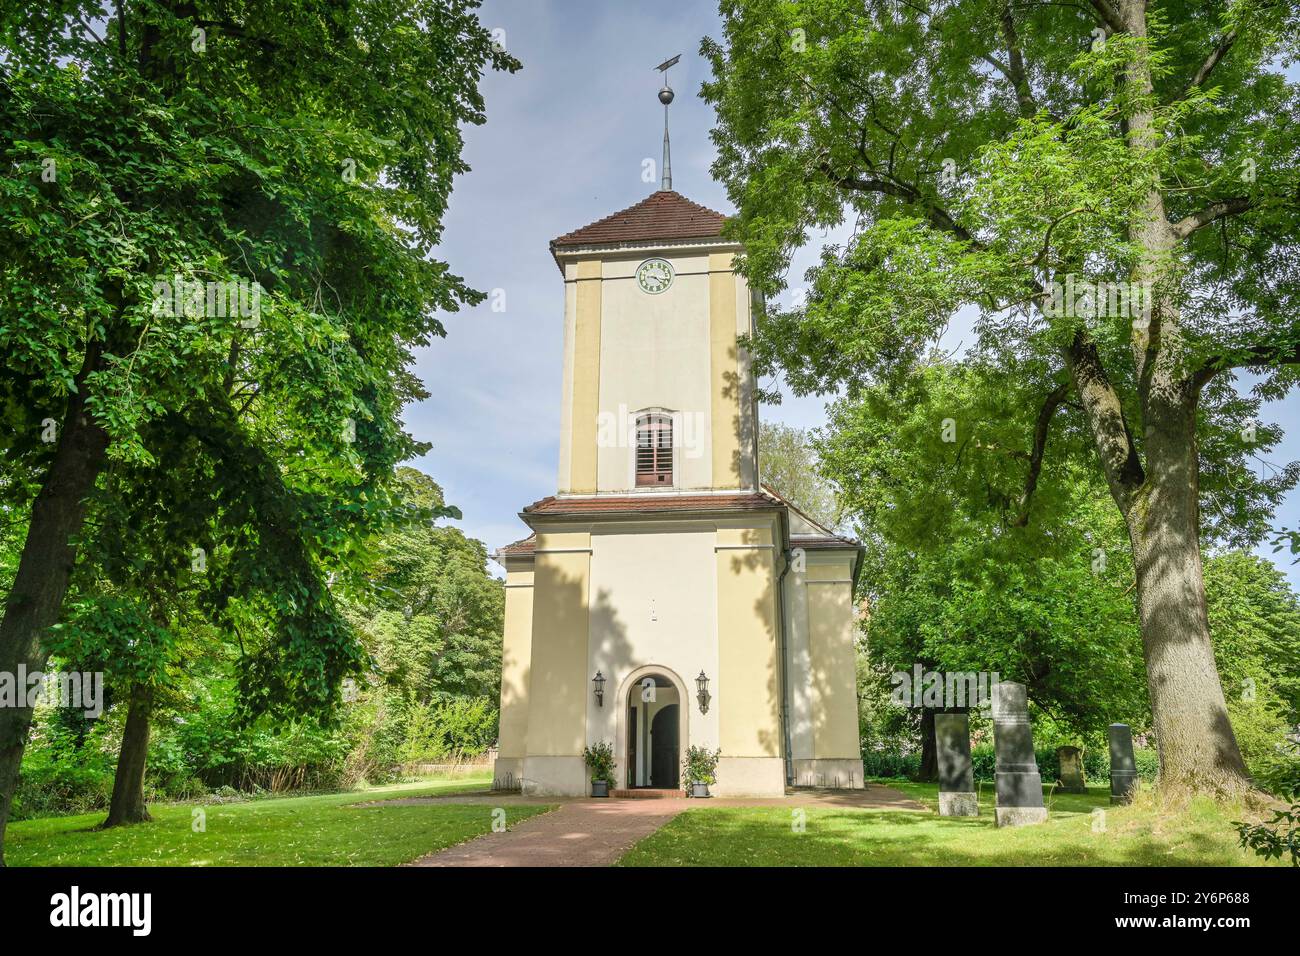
top-left (583, 741), bottom-right (616, 797)
top-left (682, 745), bottom-right (721, 798)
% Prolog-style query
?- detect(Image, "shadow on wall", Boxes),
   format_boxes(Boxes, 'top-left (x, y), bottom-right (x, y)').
top-left (502, 558), bottom-right (637, 779)
top-left (728, 546), bottom-right (782, 759)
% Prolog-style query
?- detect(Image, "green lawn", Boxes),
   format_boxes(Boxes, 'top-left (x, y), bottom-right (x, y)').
top-left (618, 780), bottom-right (1276, 867)
top-left (6, 774), bottom-right (553, 867)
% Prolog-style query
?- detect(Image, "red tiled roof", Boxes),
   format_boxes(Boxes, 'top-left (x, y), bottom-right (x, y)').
top-left (496, 534), bottom-right (536, 556)
top-left (522, 493), bottom-right (778, 516)
top-left (550, 191), bottom-right (728, 250)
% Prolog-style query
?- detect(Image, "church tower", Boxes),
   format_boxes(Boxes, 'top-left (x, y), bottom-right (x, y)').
top-left (493, 68), bottom-right (864, 798)
top-left (552, 191), bottom-right (758, 496)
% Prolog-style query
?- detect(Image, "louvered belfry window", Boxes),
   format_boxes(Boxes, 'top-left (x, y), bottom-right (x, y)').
top-left (635, 412), bottom-right (673, 486)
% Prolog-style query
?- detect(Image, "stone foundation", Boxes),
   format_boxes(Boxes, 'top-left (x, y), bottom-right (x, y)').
top-left (995, 805), bottom-right (1048, 827)
top-left (939, 791), bottom-right (979, 817)
top-left (791, 758), bottom-right (866, 789)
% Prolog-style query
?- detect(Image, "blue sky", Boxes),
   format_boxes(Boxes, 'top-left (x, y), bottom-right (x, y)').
top-left (408, 0), bottom-right (1298, 586)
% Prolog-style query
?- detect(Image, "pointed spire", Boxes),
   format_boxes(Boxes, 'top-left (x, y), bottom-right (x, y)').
top-left (655, 54), bottom-right (680, 192)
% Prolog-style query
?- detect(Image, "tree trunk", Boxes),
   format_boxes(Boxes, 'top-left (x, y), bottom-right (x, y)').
top-left (1073, 0), bottom-right (1255, 799)
top-left (916, 707), bottom-right (937, 781)
top-left (0, 345), bottom-right (110, 865)
top-left (1126, 394), bottom-right (1252, 796)
top-left (103, 684), bottom-right (154, 827)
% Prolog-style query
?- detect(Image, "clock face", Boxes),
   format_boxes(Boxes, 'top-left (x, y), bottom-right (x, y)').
top-left (636, 258), bottom-right (674, 295)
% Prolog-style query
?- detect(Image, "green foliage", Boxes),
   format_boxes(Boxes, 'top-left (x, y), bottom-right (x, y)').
top-left (47, 595), bottom-right (175, 689)
top-left (397, 696), bottom-right (498, 766)
top-left (683, 745), bottom-right (722, 787)
top-left (757, 421), bottom-right (840, 528)
top-left (352, 468), bottom-right (505, 703)
top-left (864, 741), bottom-right (1158, 786)
top-left (1205, 551), bottom-right (1300, 732)
top-left (705, 0), bottom-right (1300, 791)
top-left (582, 740), bottom-right (616, 784)
top-left (1234, 790), bottom-right (1300, 867)
top-left (11, 716), bottom-right (117, 820)
top-left (839, 362), bottom-right (1149, 737)
top-left (0, 1), bottom-right (520, 749)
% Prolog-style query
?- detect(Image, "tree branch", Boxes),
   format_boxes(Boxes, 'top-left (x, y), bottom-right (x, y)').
top-left (997, 4), bottom-right (1038, 119)
top-left (1087, 0), bottom-right (1125, 33)
top-left (1172, 196), bottom-right (1253, 239)
top-left (1063, 329), bottom-right (1146, 509)
top-left (1179, 28), bottom-right (1238, 99)
top-left (1011, 380), bottom-right (1072, 526)
top-left (1194, 339), bottom-right (1300, 388)
top-left (818, 164), bottom-right (980, 246)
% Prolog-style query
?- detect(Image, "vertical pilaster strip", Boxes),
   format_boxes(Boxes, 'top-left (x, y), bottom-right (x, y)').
top-left (497, 565), bottom-right (534, 760)
top-left (709, 253), bottom-right (740, 489)
top-left (525, 533), bottom-right (592, 757)
top-left (569, 259), bottom-right (603, 493)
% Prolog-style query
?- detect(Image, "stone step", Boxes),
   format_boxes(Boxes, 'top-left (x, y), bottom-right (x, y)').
top-left (610, 788), bottom-right (680, 799)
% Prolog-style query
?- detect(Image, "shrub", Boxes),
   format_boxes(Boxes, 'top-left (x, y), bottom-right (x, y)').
top-left (395, 696), bottom-right (499, 767)
top-left (1234, 789), bottom-right (1300, 867)
top-left (582, 741), bottom-right (616, 783)
top-left (968, 742), bottom-right (1157, 785)
top-left (1251, 745), bottom-right (1300, 797)
top-left (682, 745), bottom-right (721, 787)
top-left (862, 749), bottom-right (920, 779)
top-left (12, 711), bottom-right (117, 820)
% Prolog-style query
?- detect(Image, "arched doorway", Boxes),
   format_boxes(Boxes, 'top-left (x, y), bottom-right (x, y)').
top-left (650, 705), bottom-right (680, 789)
top-left (622, 671), bottom-right (683, 789)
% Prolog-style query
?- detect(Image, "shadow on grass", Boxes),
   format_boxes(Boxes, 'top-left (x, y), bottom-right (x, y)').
top-left (617, 788), bottom-right (1266, 868)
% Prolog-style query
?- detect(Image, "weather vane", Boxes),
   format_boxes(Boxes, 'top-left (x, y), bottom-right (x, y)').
top-left (655, 54), bottom-right (680, 191)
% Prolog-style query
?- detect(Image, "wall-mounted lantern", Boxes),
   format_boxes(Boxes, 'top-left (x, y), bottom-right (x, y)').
top-left (592, 671), bottom-right (606, 707)
top-left (696, 670), bottom-right (710, 714)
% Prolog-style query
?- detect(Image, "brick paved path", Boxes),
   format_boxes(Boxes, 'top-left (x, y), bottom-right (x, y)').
top-left (399, 784), bottom-right (923, 867)
top-left (409, 799), bottom-right (687, 867)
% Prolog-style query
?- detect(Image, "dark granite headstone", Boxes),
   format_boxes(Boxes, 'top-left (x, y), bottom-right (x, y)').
top-left (935, 712), bottom-right (978, 816)
top-left (1108, 723), bottom-right (1138, 804)
top-left (1057, 745), bottom-right (1086, 793)
top-left (991, 681), bottom-right (1047, 827)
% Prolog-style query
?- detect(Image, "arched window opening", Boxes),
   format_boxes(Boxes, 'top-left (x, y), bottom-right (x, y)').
top-left (635, 412), bottom-right (673, 486)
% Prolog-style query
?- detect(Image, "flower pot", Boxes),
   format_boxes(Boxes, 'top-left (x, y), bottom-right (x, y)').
top-left (690, 782), bottom-right (711, 798)
top-left (591, 780), bottom-right (609, 798)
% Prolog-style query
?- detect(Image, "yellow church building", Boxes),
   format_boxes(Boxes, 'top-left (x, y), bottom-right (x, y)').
top-left (493, 187), bottom-right (865, 797)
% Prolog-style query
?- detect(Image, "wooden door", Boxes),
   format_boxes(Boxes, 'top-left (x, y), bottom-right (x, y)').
top-left (627, 705), bottom-right (637, 788)
top-left (650, 705), bottom-right (679, 789)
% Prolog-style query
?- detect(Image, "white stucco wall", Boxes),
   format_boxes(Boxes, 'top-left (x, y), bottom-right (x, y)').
top-left (595, 253), bottom-right (715, 492)
top-left (585, 528), bottom-right (720, 783)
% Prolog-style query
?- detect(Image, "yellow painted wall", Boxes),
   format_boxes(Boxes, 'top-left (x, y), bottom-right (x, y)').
top-left (525, 532), bottom-right (592, 756)
top-left (566, 259), bottom-right (602, 493)
top-left (709, 253), bottom-right (742, 489)
top-left (807, 558), bottom-right (861, 759)
top-left (497, 564), bottom-right (534, 759)
top-left (715, 525), bottom-right (783, 757)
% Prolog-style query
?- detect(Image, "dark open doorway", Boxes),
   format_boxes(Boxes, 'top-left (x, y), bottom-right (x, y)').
top-left (624, 672), bottom-right (681, 789)
top-left (650, 704), bottom-right (679, 789)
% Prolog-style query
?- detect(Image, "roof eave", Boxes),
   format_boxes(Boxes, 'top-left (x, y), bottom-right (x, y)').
top-left (549, 235), bottom-right (743, 272)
